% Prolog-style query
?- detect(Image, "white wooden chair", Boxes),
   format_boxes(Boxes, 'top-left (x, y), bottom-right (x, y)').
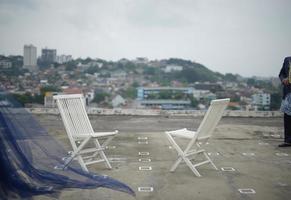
top-left (165, 98), bottom-right (230, 177)
top-left (54, 94), bottom-right (118, 172)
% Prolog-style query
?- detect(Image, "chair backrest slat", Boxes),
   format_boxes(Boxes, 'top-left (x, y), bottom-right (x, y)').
top-left (184, 98), bottom-right (229, 153)
top-left (54, 94), bottom-right (94, 138)
top-left (196, 98), bottom-right (229, 140)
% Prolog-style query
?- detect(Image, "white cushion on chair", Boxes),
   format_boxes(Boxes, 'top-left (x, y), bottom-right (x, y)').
top-left (167, 128), bottom-right (197, 139)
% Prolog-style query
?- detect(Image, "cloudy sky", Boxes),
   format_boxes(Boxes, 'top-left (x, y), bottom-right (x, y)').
top-left (1, 0), bottom-right (291, 77)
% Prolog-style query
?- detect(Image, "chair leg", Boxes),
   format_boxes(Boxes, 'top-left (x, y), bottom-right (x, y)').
top-left (183, 157), bottom-right (202, 177)
top-left (203, 152), bottom-right (218, 170)
top-left (64, 137), bottom-right (91, 171)
top-left (170, 157), bottom-right (183, 172)
top-left (77, 155), bottom-right (89, 172)
top-left (93, 139), bottom-right (112, 169)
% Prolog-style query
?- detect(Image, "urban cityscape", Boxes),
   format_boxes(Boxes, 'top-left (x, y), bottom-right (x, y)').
top-left (0, 44), bottom-right (282, 111)
top-left (1, 0), bottom-right (291, 199)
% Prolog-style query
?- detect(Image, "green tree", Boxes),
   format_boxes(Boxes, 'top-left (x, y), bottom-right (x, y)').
top-left (159, 90), bottom-right (173, 99)
top-left (224, 73), bottom-right (237, 82)
top-left (147, 93), bottom-right (159, 99)
top-left (12, 93), bottom-right (32, 106)
top-left (172, 91), bottom-right (185, 100)
top-left (143, 67), bottom-right (156, 75)
top-left (121, 87), bottom-right (137, 99)
top-left (92, 92), bottom-right (109, 103)
top-left (132, 82), bottom-right (140, 88)
top-left (270, 92), bottom-right (282, 110)
top-left (85, 66), bottom-right (99, 74)
top-left (40, 86), bottom-right (61, 95)
top-left (189, 96), bottom-right (198, 108)
top-left (65, 62), bottom-right (77, 71)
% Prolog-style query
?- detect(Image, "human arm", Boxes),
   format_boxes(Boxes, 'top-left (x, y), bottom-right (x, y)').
top-left (279, 57), bottom-right (290, 85)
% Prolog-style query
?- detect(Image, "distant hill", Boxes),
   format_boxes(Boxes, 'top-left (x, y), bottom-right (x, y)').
top-left (163, 58), bottom-right (224, 83)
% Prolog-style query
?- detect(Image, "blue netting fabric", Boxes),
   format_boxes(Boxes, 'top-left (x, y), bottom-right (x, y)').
top-left (0, 91), bottom-right (134, 199)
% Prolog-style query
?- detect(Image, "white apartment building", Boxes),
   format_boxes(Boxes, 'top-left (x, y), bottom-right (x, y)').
top-left (163, 65), bottom-right (183, 73)
top-left (192, 89), bottom-right (216, 101)
top-left (23, 44), bottom-right (37, 72)
top-left (252, 92), bottom-right (271, 110)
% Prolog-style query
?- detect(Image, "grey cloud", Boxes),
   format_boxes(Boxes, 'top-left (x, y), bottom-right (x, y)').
top-left (126, 1), bottom-right (194, 28)
top-left (0, 0), bottom-right (37, 10)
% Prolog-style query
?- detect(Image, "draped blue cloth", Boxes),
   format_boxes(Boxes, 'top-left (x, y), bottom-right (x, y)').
top-left (0, 91), bottom-right (134, 199)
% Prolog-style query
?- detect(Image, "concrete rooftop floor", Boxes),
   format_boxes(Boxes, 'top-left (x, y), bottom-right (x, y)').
top-left (35, 115), bottom-right (291, 200)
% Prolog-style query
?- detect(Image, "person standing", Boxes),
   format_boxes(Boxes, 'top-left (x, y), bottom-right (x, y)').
top-left (278, 56), bottom-right (291, 147)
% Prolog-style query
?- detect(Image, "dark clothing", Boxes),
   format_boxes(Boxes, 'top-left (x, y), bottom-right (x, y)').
top-left (279, 57), bottom-right (291, 99)
top-left (284, 113), bottom-right (291, 143)
top-left (279, 57), bottom-right (291, 144)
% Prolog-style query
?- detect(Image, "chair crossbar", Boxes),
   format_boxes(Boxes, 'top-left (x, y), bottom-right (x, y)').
top-left (79, 147), bottom-right (105, 154)
top-left (193, 160), bottom-right (211, 168)
top-left (185, 149), bottom-right (205, 157)
top-left (84, 159), bottom-right (105, 165)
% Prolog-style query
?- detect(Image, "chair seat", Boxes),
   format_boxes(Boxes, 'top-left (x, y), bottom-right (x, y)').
top-left (74, 131), bottom-right (118, 139)
top-left (167, 128), bottom-right (197, 139)
top-left (91, 131), bottom-right (118, 138)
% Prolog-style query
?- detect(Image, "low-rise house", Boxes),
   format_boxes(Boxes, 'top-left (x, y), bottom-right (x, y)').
top-left (44, 92), bottom-right (59, 107)
top-left (112, 95), bottom-right (126, 108)
top-left (0, 60), bottom-right (12, 69)
top-left (111, 71), bottom-right (127, 79)
top-left (193, 89), bottom-right (216, 101)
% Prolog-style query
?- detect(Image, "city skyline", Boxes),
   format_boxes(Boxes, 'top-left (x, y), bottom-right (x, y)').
top-left (1, 0), bottom-right (291, 77)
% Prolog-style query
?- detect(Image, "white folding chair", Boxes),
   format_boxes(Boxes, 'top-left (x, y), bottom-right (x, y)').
top-left (165, 98), bottom-right (230, 177)
top-left (54, 94), bottom-right (118, 172)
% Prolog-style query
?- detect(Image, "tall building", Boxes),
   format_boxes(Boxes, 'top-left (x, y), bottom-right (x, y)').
top-left (23, 44), bottom-right (37, 72)
top-left (41, 48), bottom-right (57, 64)
top-left (56, 55), bottom-right (72, 64)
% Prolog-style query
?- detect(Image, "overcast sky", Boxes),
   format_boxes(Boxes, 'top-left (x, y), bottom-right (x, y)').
top-left (1, 0), bottom-right (291, 77)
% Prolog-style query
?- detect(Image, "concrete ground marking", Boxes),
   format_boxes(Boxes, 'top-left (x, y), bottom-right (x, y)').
top-left (221, 167), bottom-right (236, 172)
top-left (207, 152), bottom-right (220, 156)
top-left (139, 158), bottom-right (151, 162)
top-left (238, 188), bottom-right (256, 194)
top-left (275, 152), bottom-right (289, 157)
top-left (139, 152), bottom-right (150, 156)
top-left (198, 142), bottom-right (210, 145)
top-left (270, 134), bottom-right (281, 138)
top-left (277, 182), bottom-right (288, 187)
top-left (258, 142), bottom-right (269, 145)
top-left (138, 136), bottom-right (148, 140)
top-left (108, 157), bottom-right (127, 162)
top-left (138, 187), bottom-right (154, 192)
top-left (138, 141), bottom-right (149, 144)
top-left (105, 145), bottom-right (116, 149)
top-left (242, 153), bottom-right (255, 156)
top-left (138, 166), bottom-right (152, 171)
